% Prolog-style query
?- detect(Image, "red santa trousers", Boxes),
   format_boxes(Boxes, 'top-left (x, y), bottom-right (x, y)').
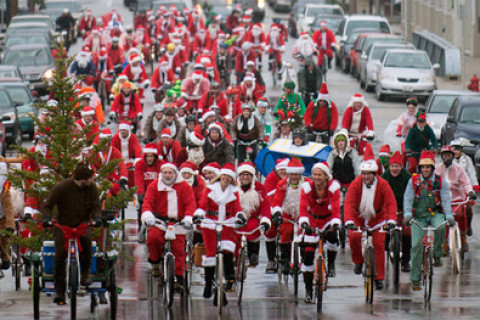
top-left (202, 226), bottom-right (236, 266)
top-left (349, 229), bottom-right (386, 280)
top-left (278, 214), bottom-right (299, 244)
top-left (317, 49), bottom-right (333, 67)
top-left (146, 227), bottom-right (186, 276)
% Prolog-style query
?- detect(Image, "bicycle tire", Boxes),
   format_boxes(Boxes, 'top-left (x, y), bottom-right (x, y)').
top-left (237, 248), bottom-right (247, 305)
top-left (293, 243), bottom-right (300, 298)
top-left (450, 226), bottom-right (461, 275)
top-left (70, 262), bottom-right (78, 319)
top-left (108, 266), bottom-right (118, 320)
top-left (276, 240), bottom-right (282, 283)
top-left (391, 229), bottom-right (401, 291)
top-left (424, 247), bottom-right (433, 309)
top-left (272, 59), bottom-right (277, 87)
top-left (365, 247), bottom-right (375, 304)
top-left (90, 293), bottom-right (97, 314)
top-left (315, 255), bottom-right (325, 312)
top-left (33, 262), bottom-right (40, 320)
top-left (216, 253), bottom-right (225, 314)
top-left (184, 241), bottom-right (193, 295)
top-left (14, 250), bottom-right (21, 291)
top-left (164, 254), bottom-right (175, 308)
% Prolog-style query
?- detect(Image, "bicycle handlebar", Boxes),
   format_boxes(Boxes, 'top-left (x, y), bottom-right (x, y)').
top-left (237, 140), bottom-right (258, 146)
top-left (234, 225), bottom-right (265, 236)
top-left (410, 219), bottom-right (448, 231)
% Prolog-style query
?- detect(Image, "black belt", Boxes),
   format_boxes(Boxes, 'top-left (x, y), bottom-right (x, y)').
top-left (309, 212), bottom-right (332, 220)
top-left (206, 211), bottom-right (219, 217)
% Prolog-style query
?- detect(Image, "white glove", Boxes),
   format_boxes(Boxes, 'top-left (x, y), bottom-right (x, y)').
top-left (344, 220), bottom-right (355, 229)
top-left (145, 218), bottom-right (156, 227)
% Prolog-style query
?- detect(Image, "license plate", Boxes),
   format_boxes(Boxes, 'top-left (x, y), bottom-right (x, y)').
top-left (403, 85), bottom-right (414, 92)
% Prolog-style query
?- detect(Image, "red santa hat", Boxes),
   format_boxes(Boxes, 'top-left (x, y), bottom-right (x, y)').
top-left (117, 73), bottom-right (128, 81)
top-left (161, 162), bottom-right (178, 172)
top-left (202, 110), bottom-right (216, 122)
top-left (276, 158), bottom-right (290, 170)
top-left (300, 32), bottom-right (309, 38)
top-left (161, 128), bottom-right (172, 138)
top-left (243, 72), bottom-right (255, 82)
top-left (242, 15), bottom-right (252, 22)
top-left (208, 123), bottom-right (224, 137)
top-left (200, 56), bottom-right (212, 64)
top-left (286, 158), bottom-right (305, 174)
top-left (253, 23), bottom-right (261, 30)
top-left (245, 8), bottom-right (254, 15)
top-left (80, 106), bottom-right (95, 117)
top-left (99, 128), bottom-right (113, 139)
top-left (118, 121), bottom-right (131, 131)
top-left (321, 21), bottom-right (327, 27)
top-left (241, 102), bottom-right (253, 110)
top-left (351, 93), bottom-right (365, 104)
top-left (312, 161), bottom-right (332, 180)
top-left (318, 83), bottom-right (329, 101)
top-left (389, 151), bottom-right (403, 166)
top-left (378, 144), bottom-right (391, 157)
top-left (81, 45), bottom-right (91, 53)
top-left (220, 163), bottom-right (236, 179)
top-left (189, 131), bottom-right (205, 146)
top-left (92, 28), bottom-right (100, 35)
top-left (246, 60), bottom-right (255, 67)
top-left (175, 97), bottom-right (187, 109)
top-left (192, 70), bottom-right (203, 80)
top-left (180, 161), bottom-right (199, 175)
top-left (205, 62), bottom-right (214, 70)
top-left (359, 143), bottom-right (378, 172)
top-left (242, 42), bottom-right (252, 50)
top-left (143, 143), bottom-right (158, 155)
top-left (203, 162), bottom-right (221, 176)
top-left (233, 26), bottom-right (245, 33)
top-left (130, 54), bottom-right (141, 63)
top-left (86, 9), bottom-right (92, 14)
top-left (257, 97), bottom-right (269, 108)
top-left (218, 31), bottom-right (226, 38)
top-left (271, 24), bottom-right (280, 31)
top-left (237, 162), bottom-right (256, 176)
top-left (99, 47), bottom-right (107, 59)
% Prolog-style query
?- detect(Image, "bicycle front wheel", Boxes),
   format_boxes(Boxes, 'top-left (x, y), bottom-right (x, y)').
top-left (315, 255), bottom-right (326, 312)
top-left (391, 229), bottom-right (401, 292)
top-left (450, 226), bottom-right (461, 275)
top-left (13, 249), bottom-right (21, 291)
top-left (164, 254), bottom-right (175, 308)
top-left (69, 263), bottom-right (78, 319)
top-left (236, 248), bottom-right (247, 305)
top-left (424, 247), bottom-right (433, 309)
top-left (364, 247), bottom-right (375, 304)
top-left (216, 253), bottom-right (225, 314)
top-left (184, 241), bottom-right (193, 295)
top-left (33, 261), bottom-right (41, 320)
top-left (293, 243), bottom-right (300, 298)
top-left (108, 266), bottom-right (118, 320)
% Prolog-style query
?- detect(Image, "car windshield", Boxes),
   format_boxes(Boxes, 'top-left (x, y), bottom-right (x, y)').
top-left (152, 2), bottom-right (186, 12)
top-left (44, 2), bottom-right (78, 11)
top-left (0, 70), bottom-right (19, 78)
top-left (6, 35), bottom-right (48, 48)
top-left (459, 105), bottom-right (480, 123)
top-left (5, 87), bottom-right (32, 104)
top-left (5, 48), bottom-right (51, 66)
top-left (312, 16), bottom-right (342, 31)
top-left (0, 92), bottom-right (11, 109)
top-left (12, 18), bottom-right (53, 28)
top-left (429, 95), bottom-right (457, 113)
top-left (384, 52), bottom-right (430, 69)
top-left (365, 38), bottom-right (404, 53)
top-left (346, 21), bottom-right (390, 35)
top-left (7, 26), bottom-right (49, 36)
top-left (346, 32), bottom-right (362, 44)
top-left (306, 7), bottom-right (343, 17)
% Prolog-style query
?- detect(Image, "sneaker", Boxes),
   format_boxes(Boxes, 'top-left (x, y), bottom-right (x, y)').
top-left (1, 260), bottom-right (11, 270)
top-left (225, 280), bottom-right (235, 292)
top-left (411, 281), bottom-right (421, 291)
top-left (248, 253), bottom-right (259, 268)
top-left (281, 261), bottom-right (290, 276)
top-left (374, 280), bottom-right (384, 290)
top-left (401, 263), bottom-right (411, 273)
top-left (265, 260), bottom-right (277, 274)
top-left (304, 287), bottom-right (313, 304)
top-left (80, 274), bottom-right (92, 287)
top-left (203, 283), bottom-right (212, 299)
top-left (434, 257), bottom-right (443, 267)
top-left (327, 264), bottom-right (336, 278)
top-left (54, 295), bottom-right (66, 305)
top-left (354, 264), bottom-right (362, 275)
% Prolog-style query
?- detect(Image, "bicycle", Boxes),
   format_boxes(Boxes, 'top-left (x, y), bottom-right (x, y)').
top-left (339, 187), bottom-right (348, 249)
top-left (236, 140), bottom-right (257, 165)
top-left (410, 219), bottom-right (448, 310)
top-left (307, 130), bottom-right (330, 144)
top-left (385, 217), bottom-right (402, 292)
top-left (271, 50), bottom-right (279, 87)
top-left (184, 228), bottom-right (194, 296)
top-left (450, 198), bottom-right (475, 272)
top-left (234, 225), bottom-right (264, 305)
top-left (282, 218), bottom-right (301, 298)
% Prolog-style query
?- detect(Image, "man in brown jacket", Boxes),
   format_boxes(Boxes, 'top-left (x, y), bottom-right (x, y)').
top-left (156, 107), bottom-right (182, 141)
top-left (42, 162), bottom-right (102, 305)
top-left (0, 157), bottom-right (14, 270)
top-left (231, 102), bottom-right (264, 163)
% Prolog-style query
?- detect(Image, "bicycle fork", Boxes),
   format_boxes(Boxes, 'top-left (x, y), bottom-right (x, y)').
top-left (66, 239), bottom-right (80, 294)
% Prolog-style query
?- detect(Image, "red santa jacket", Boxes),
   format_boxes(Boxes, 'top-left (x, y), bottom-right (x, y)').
top-left (312, 29), bottom-right (336, 50)
top-left (156, 139), bottom-right (182, 164)
top-left (123, 63), bottom-right (149, 84)
top-left (299, 179), bottom-right (342, 229)
top-left (80, 16), bottom-right (96, 32)
top-left (181, 77), bottom-right (210, 102)
top-left (304, 100), bottom-right (339, 131)
top-left (344, 175), bottom-right (397, 229)
top-left (234, 50), bottom-right (256, 73)
top-left (341, 106), bottom-right (374, 135)
top-left (111, 132), bottom-right (142, 166)
top-left (134, 157), bottom-right (163, 196)
top-left (225, 15), bottom-right (239, 32)
top-left (192, 175), bottom-right (206, 206)
top-left (134, 16), bottom-right (148, 30)
top-left (22, 146), bottom-right (52, 173)
top-left (264, 170), bottom-right (282, 201)
top-left (236, 82), bottom-right (264, 104)
top-left (245, 31), bottom-right (266, 51)
top-left (75, 118), bottom-right (100, 144)
top-left (110, 92), bottom-right (143, 119)
top-left (197, 91), bottom-right (228, 116)
top-left (187, 18), bottom-right (205, 38)
top-left (266, 33), bottom-right (285, 52)
top-left (238, 181), bottom-right (271, 221)
top-left (194, 182), bottom-right (243, 224)
top-left (86, 36), bottom-right (104, 53)
top-left (272, 177), bottom-right (311, 219)
top-left (95, 146), bottom-right (128, 181)
top-left (151, 67), bottom-right (176, 89)
top-left (142, 175), bottom-right (196, 230)
top-left (160, 52), bottom-right (182, 74)
top-left (107, 45), bottom-right (125, 66)
top-left (192, 34), bottom-right (212, 55)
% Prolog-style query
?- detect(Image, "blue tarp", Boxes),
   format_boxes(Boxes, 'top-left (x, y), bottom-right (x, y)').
top-left (254, 139), bottom-right (332, 177)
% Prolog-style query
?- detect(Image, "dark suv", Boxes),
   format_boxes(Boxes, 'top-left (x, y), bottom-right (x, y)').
top-left (0, 88), bottom-right (22, 146)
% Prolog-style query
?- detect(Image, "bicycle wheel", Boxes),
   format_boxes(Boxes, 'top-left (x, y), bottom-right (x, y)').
top-left (276, 240), bottom-right (283, 283)
top-left (236, 248), bottom-right (247, 305)
top-left (90, 293), bottom-right (97, 314)
top-left (391, 229), bottom-right (401, 291)
top-left (33, 261), bottom-right (40, 320)
top-left (293, 243), bottom-right (300, 298)
top-left (315, 255), bottom-right (325, 312)
top-left (424, 247), bottom-right (433, 309)
top-left (450, 226), bottom-right (461, 275)
top-left (216, 253), bottom-right (225, 314)
top-left (69, 263), bottom-right (78, 319)
top-left (364, 247), bottom-right (375, 304)
top-left (272, 60), bottom-right (277, 87)
top-left (184, 241), bottom-right (193, 295)
top-left (108, 266), bottom-right (118, 320)
top-left (322, 55), bottom-right (328, 83)
top-left (164, 254), bottom-right (175, 308)
top-left (13, 248), bottom-right (21, 291)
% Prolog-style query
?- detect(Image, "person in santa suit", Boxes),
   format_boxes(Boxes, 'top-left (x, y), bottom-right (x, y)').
top-left (161, 43), bottom-right (183, 78)
top-left (341, 93), bottom-right (375, 155)
top-left (175, 130), bottom-right (205, 168)
top-left (70, 49), bottom-right (96, 80)
top-left (135, 143), bottom-right (163, 230)
top-left (94, 47), bottom-right (114, 97)
top-left (136, 27), bottom-right (152, 60)
top-left (224, 88), bottom-right (242, 124)
top-left (271, 159), bottom-right (310, 276)
top-left (107, 37), bottom-right (125, 71)
top-left (244, 60), bottom-right (266, 91)
top-left (236, 162), bottom-right (272, 267)
top-left (156, 128), bottom-right (182, 164)
top-left (266, 24), bottom-right (286, 76)
top-left (110, 82), bottom-right (143, 125)
top-left (192, 29), bottom-right (212, 58)
top-left (203, 123), bottom-right (235, 166)
top-left (376, 144), bottom-right (391, 176)
top-left (197, 82), bottom-right (227, 116)
top-left (94, 129), bottom-right (129, 196)
top-left (156, 107), bottom-right (182, 140)
top-left (85, 29), bottom-right (104, 53)
top-left (312, 21), bottom-right (336, 69)
top-left (134, 10), bottom-right (148, 30)
top-left (181, 70), bottom-right (210, 112)
top-left (120, 26), bottom-right (138, 52)
top-left (225, 9), bottom-right (240, 34)
top-left (235, 42), bottom-right (256, 83)
top-left (141, 163), bottom-right (196, 288)
top-left (202, 162), bottom-right (220, 183)
top-left (204, 63), bottom-right (221, 84)
top-left (207, 18), bottom-right (221, 44)
top-left (75, 106), bottom-right (100, 145)
top-left (211, 31), bottom-right (226, 57)
top-left (304, 83), bottom-right (338, 144)
top-left (292, 32), bottom-right (316, 64)
top-left (111, 121), bottom-right (143, 187)
top-left (176, 114), bottom-right (197, 147)
top-left (180, 161), bottom-right (206, 206)
top-left (175, 23), bottom-right (191, 60)
top-left (245, 23), bottom-right (266, 70)
top-left (299, 162), bottom-right (341, 302)
top-left (236, 73), bottom-right (264, 105)
top-left (193, 163), bottom-right (246, 303)
top-left (229, 25), bottom-right (246, 59)
top-left (151, 60), bottom-right (176, 91)
top-left (187, 9), bottom-right (206, 41)
top-left (80, 10), bottom-right (96, 39)
top-left (123, 54), bottom-right (150, 99)
top-left (344, 143), bottom-right (397, 290)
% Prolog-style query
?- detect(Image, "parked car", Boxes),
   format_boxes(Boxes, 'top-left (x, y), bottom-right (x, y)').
top-left (6, 22), bottom-right (53, 39)
top-left (3, 44), bottom-right (55, 95)
top-left (441, 95), bottom-right (480, 158)
top-left (338, 28), bottom-right (379, 73)
top-left (360, 43), bottom-right (414, 91)
top-left (375, 49), bottom-right (439, 101)
top-left (271, 0), bottom-right (292, 13)
top-left (9, 15), bottom-right (57, 34)
top-left (0, 66), bottom-right (25, 81)
top-left (0, 88), bottom-right (22, 146)
top-left (0, 121), bottom-right (6, 156)
top-left (4, 32), bottom-right (51, 50)
top-left (349, 32), bottom-right (384, 76)
top-left (310, 14), bottom-right (344, 34)
top-left (0, 82), bottom-right (38, 140)
top-left (299, 4), bottom-right (344, 32)
top-left (335, 15), bottom-right (392, 67)
top-left (425, 90), bottom-right (480, 140)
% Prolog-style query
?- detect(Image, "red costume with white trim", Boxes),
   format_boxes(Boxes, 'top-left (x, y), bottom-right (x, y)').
top-left (94, 145), bottom-right (128, 196)
top-left (111, 130), bottom-right (142, 187)
top-left (197, 91), bottom-right (228, 116)
top-left (134, 148), bottom-right (163, 197)
top-left (312, 28), bottom-right (336, 66)
top-left (151, 64), bottom-right (176, 90)
top-left (234, 49), bottom-right (256, 74)
top-left (156, 139), bottom-right (182, 164)
top-left (110, 92), bottom-right (143, 120)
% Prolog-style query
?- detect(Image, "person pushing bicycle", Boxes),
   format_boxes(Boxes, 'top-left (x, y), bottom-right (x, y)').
top-left (403, 150), bottom-right (455, 291)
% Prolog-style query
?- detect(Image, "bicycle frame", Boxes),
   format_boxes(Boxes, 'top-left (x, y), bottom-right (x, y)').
top-left (66, 238), bottom-right (81, 296)
top-left (411, 220), bottom-right (448, 250)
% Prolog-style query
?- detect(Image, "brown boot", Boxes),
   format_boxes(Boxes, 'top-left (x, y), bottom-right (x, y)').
top-left (461, 232), bottom-right (469, 252)
top-left (442, 240), bottom-right (449, 257)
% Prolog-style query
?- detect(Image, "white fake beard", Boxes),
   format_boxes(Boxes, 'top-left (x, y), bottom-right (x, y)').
top-left (161, 66), bottom-right (169, 73)
top-left (77, 55), bottom-right (90, 69)
top-left (198, 33), bottom-right (205, 41)
top-left (131, 65), bottom-right (142, 76)
top-left (271, 31), bottom-right (278, 38)
top-left (184, 176), bottom-right (194, 186)
top-left (246, 85), bottom-right (254, 98)
top-left (35, 144), bottom-right (47, 156)
top-left (163, 176), bottom-right (176, 186)
top-left (208, 27), bottom-right (217, 39)
top-left (187, 147), bottom-right (205, 166)
top-left (239, 188), bottom-right (260, 216)
top-left (252, 29), bottom-right (261, 37)
top-left (137, 33), bottom-right (144, 42)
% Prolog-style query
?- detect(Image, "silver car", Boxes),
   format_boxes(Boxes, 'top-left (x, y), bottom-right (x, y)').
top-left (360, 43), bottom-right (415, 92)
top-left (375, 49), bottom-right (439, 101)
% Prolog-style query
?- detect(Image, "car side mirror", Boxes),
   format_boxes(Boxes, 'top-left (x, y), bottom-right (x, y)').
top-left (446, 115), bottom-right (456, 123)
top-left (433, 63), bottom-right (440, 69)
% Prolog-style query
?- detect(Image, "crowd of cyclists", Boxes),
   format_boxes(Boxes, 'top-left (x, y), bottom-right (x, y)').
top-left (0, 3), bottom-right (478, 310)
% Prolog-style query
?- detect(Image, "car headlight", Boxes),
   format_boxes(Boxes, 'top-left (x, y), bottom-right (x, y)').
top-left (421, 76), bottom-right (435, 83)
top-left (43, 69), bottom-right (55, 79)
top-left (379, 73), bottom-right (392, 81)
top-left (258, 0), bottom-right (265, 9)
top-left (457, 137), bottom-right (474, 147)
top-left (1, 112), bottom-right (15, 122)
